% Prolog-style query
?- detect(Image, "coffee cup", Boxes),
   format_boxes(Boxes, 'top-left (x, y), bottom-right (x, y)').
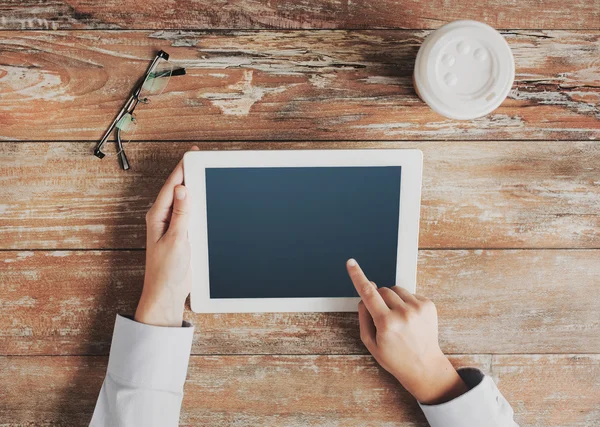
top-left (413, 20), bottom-right (515, 120)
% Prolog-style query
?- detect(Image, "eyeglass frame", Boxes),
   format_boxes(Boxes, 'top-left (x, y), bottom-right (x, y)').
top-left (94, 50), bottom-right (186, 170)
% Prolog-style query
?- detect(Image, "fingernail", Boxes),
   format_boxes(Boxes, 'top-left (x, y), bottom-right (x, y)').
top-left (347, 258), bottom-right (357, 267)
top-left (175, 186), bottom-right (186, 200)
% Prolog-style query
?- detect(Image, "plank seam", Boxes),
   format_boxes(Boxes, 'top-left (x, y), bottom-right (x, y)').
top-left (1, 248), bottom-right (599, 252)
top-left (3, 139), bottom-right (600, 143)
top-left (0, 28), bottom-right (598, 32)
top-left (1, 353), bottom-right (599, 358)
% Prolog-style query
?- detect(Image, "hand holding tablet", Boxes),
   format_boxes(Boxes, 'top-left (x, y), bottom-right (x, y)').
top-left (134, 146), bottom-right (199, 327)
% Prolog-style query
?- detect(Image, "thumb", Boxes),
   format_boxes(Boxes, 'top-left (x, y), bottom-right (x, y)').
top-left (168, 185), bottom-right (190, 238)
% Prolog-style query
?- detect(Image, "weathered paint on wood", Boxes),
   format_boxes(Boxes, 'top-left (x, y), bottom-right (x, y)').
top-left (1, 250), bottom-right (598, 356)
top-left (0, 0), bottom-right (599, 30)
top-left (0, 31), bottom-right (598, 141)
top-left (1, 141), bottom-right (598, 250)
top-left (1, 354), bottom-right (598, 426)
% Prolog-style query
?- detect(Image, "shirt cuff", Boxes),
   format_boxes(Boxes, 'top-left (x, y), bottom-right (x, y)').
top-left (106, 314), bottom-right (194, 393)
top-left (419, 368), bottom-right (514, 427)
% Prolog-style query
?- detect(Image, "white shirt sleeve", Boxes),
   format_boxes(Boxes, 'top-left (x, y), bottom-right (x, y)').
top-left (90, 315), bottom-right (194, 427)
top-left (419, 367), bottom-right (519, 427)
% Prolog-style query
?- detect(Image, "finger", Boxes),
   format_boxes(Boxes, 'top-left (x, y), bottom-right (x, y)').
top-left (413, 293), bottom-right (430, 303)
top-left (149, 146), bottom-right (199, 219)
top-left (347, 259), bottom-right (389, 318)
top-left (147, 146), bottom-right (199, 241)
top-left (166, 185), bottom-right (191, 239)
top-left (370, 281), bottom-right (376, 287)
top-left (390, 285), bottom-right (420, 306)
top-left (358, 301), bottom-right (377, 351)
top-left (378, 287), bottom-right (407, 310)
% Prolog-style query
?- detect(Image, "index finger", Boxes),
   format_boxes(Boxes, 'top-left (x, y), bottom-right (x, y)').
top-left (346, 259), bottom-right (389, 318)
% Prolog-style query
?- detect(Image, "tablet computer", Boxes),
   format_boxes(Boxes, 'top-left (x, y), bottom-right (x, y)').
top-left (184, 149), bottom-right (422, 313)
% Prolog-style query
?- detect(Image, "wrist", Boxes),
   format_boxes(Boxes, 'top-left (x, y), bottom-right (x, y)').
top-left (397, 351), bottom-right (469, 405)
top-left (135, 287), bottom-right (186, 327)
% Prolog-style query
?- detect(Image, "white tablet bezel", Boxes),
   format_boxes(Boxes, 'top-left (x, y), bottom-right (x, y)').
top-left (184, 149), bottom-right (423, 313)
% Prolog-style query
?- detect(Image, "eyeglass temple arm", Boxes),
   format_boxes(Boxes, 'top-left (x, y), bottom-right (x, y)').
top-left (171, 67), bottom-right (186, 77)
top-left (94, 96), bottom-right (135, 158)
top-left (94, 50), bottom-right (170, 158)
top-left (115, 127), bottom-right (130, 171)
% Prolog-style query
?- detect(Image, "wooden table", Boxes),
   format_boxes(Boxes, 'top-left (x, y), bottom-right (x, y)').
top-left (0, 2), bottom-right (599, 426)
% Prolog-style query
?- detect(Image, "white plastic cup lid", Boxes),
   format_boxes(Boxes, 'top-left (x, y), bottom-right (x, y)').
top-left (414, 20), bottom-right (515, 120)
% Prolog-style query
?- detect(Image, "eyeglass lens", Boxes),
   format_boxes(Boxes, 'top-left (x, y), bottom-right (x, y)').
top-left (139, 60), bottom-right (173, 102)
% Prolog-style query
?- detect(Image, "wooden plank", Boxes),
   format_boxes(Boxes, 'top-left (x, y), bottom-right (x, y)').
top-left (1, 354), bottom-right (599, 426)
top-left (0, 31), bottom-right (598, 141)
top-left (1, 249), bottom-right (599, 356)
top-left (0, 0), bottom-right (599, 30)
top-left (493, 355), bottom-right (600, 427)
top-left (1, 141), bottom-right (598, 250)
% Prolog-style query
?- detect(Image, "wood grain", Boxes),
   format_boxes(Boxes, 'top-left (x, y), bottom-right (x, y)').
top-left (1, 354), bottom-right (599, 426)
top-left (493, 354), bottom-right (600, 427)
top-left (1, 141), bottom-right (598, 250)
top-left (1, 0), bottom-right (599, 30)
top-left (1, 249), bottom-right (598, 356)
top-left (0, 31), bottom-right (598, 141)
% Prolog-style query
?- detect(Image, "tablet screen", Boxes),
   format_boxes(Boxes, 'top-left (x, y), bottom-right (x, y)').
top-left (205, 166), bottom-right (401, 299)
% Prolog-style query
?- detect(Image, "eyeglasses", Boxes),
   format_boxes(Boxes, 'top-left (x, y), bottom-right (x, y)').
top-left (94, 50), bottom-right (186, 170)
